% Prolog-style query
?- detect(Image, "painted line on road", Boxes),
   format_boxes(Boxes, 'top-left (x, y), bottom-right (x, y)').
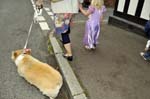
top-left (30, 0), bottom-right (50, 31)
top-left (37, 16), bottom-right (46, 21)
top-left (30, 0), bottom-right (34, 5)
top-left (39, 22), bottom-right (50, 30)
top-left (51, 16), bottom-right (55, 20)
top-left (44, 7), bottom-right (50, 12)
top-left (47, 12), bottom-right (54, 16)
top-left (46, 11), bottom-right (55, 20)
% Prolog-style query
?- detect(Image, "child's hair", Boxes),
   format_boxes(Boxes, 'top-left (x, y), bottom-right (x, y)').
top-left (91, 0), bottom-right (104, 9)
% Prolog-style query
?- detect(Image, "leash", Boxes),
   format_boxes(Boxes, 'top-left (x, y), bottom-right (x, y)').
top-left (23, 4), bottom-right (43, 49)
top-left (23, 21), bottom-right (34, 49)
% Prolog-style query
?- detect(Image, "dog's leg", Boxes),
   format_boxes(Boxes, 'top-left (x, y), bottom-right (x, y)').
top-left (56, 66), bottom-right (59, 70)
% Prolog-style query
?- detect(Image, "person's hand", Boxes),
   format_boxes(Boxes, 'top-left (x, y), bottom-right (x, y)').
top-left (79, 3), bottom-right (83, 10)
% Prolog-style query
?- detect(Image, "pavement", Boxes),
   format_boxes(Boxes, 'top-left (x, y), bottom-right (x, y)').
top-left (70, 12), bottom-right (150, 99)
top-left (70, 23), bottom-right (150, 99)
top-left (42, 3), bottom-right (150, 99)
top-left (41, 4), bottom-right (150, 99)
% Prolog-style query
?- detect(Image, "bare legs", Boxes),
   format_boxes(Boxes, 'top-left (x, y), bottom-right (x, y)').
top-left (61, 28), bottom-right (73, 61)
top-left (64, 43), bottom-right (72, 56)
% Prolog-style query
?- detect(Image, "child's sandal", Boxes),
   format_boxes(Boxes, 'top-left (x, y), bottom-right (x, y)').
top-left (85, 46), bottom-right (91, 50)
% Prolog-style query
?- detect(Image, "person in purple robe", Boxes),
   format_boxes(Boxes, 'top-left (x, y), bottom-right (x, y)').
top-left (79, 0), bottom-right (106, 50)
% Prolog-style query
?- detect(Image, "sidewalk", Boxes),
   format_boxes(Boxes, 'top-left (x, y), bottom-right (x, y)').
top-left (40, 3), bottom-right (150, 99)
top-left (70, 15), bottom-right (150, 99)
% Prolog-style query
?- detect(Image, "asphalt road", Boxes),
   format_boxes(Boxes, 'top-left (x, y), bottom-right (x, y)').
top-left (0, 0), bottom-right (68, 99)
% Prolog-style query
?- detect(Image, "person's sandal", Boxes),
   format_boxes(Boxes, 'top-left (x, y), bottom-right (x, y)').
top-left (85, 45), bottom-right (91, 50)
top-left (63, 54), bottom-right (73, 61)
top-left (140, 52), bottom-right (147, 60)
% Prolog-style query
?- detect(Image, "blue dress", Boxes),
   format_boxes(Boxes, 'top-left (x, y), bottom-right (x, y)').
top-left (145, 20), bottom-right (150, 38)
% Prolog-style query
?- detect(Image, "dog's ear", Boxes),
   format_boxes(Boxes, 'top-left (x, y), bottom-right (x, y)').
top-left (13, 51), bottom-right (17, 57)
top-left (11, 51), bottom-right (18, 60)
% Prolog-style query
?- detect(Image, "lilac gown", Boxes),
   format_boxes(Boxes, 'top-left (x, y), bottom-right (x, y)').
top-left (83, 5), bottom-right (106, 48)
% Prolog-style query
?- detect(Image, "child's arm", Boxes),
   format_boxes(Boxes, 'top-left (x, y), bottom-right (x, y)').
top-left (145, 21), bottom-right (150, 33)
top-left (100, 15), bottom-right (103, 24)
top-left (79, 4), bottom-right (91, 16)
top-left (100, 6), bottom-right (106, 24)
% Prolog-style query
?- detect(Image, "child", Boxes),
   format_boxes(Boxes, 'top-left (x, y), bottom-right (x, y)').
top-left (140, 40), bottom-right (150, 60)
top-left (141, 14), bottom-right (150, 60)
top-left (35, 0), bottom-right (73, 61)
top-left (55, 13), bottom-right (73, 61)
top-left (79, 0), bottom-right (106, 50)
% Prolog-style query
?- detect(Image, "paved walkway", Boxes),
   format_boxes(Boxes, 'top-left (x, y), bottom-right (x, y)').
top-left (36, 2), bottom-right (150, 98)
top-left (69, 12), bottom-right (150, 99)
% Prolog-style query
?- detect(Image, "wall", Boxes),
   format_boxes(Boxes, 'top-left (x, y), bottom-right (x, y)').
top-left (104, 0), bottom-right (116, 7)
top-left (114, 0), bottom-right (150, 25)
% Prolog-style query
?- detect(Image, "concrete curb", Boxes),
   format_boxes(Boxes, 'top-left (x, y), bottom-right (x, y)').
top-left (49, 36), bottom-right (88, 99)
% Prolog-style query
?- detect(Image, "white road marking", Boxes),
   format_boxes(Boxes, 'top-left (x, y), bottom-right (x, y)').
top-left (44, 7), bottom-right (50, 12)
top-left (37, 16), bottom-right (46, 21)
top-left (33, 4), bottom-right (36, 9)
top-left (51, 16), bottom-right (55, 20)
top-left (30, 0), bottom-right (50, 30)
top-left (39, 22), bottom-right (50, 30)
top-left (30, 0), bottom-right (34, 5)
top-left (47, 12), bottom-right (54, 16)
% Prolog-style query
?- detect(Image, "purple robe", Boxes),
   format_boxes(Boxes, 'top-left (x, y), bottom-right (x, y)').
top-left (83, 5), bottom-right (106, 48)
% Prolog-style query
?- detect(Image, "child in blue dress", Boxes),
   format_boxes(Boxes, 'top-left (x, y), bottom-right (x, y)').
top-left (140, 14), bottom-right (150, 60)
top-left (144, 18), bottom-right (150, 38)
top-left (140, 40), bottom-right (150, 60)
top-left (55, 13), bottom-right (73, 61)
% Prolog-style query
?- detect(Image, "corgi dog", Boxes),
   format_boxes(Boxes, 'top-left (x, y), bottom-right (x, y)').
top-left (11, 49), bottom-right (63, 99)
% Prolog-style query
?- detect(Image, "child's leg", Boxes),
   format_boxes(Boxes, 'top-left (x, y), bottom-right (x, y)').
top-left (83, 23), bottom-right (89, 46)
top-left (144, 51), bottom-right (150, 60)
top-left (93, 25), bottom-right (100, 46)
top-left (83, 22), bottom-right (97, 49)
top-left (88, 25), bottom-right (100, 49)
top-left (141, 51), bottom-right (150, 60)
top-left (61, 28), bottom-right (73, 61)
